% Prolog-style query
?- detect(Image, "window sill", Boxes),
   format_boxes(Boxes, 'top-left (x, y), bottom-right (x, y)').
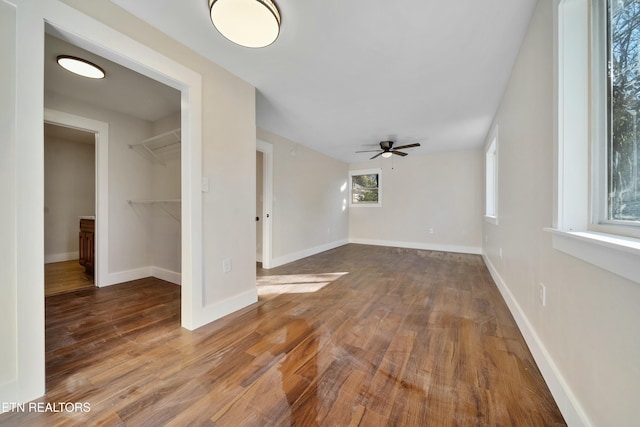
top-left (544, 228), bottom-right (640, 284)
top-left (484, 215), bottom-right (499, 225)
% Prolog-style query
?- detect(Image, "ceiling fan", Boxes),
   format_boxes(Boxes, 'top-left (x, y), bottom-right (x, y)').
top-left (356, 140), bottom-right (421, 160)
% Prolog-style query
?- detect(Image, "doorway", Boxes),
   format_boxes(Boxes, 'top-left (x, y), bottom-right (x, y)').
top-left (44, 123), bottom-right (97, 296)
top-left (256, 140), bottom-right (273, 269)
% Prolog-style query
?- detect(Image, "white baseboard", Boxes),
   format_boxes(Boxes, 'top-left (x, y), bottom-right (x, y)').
top-left (270, 239), bottom-right (349, 268)
top-left (191, 288), bottom-right (258, 330)
top-left (151, 266), bottom-right (181, 285)
top-left (349, 238), bottom-right (483, 255)
top-left (103, 267), bottom-right (152, 287)
top-left (104, 266), bottom-right (181, 287)
top-left (44, 252), bottom-right (79, 264)
top-left (482, 255), bottom-right (591, 427)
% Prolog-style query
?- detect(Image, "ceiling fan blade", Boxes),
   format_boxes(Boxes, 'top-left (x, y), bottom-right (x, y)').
top-left (391, 150), bottom-right (408, 156)
top-left (355, 150), bottom-right (383, 153)
top-left (370, 152), bottom-right (383, 160)
top-left (392, 143), bottom-right (421, 150)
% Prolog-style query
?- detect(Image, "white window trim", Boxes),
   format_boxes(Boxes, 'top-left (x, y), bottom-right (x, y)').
top-left (484, 125), bottom-right (499, 224)
top-left (550, 0), bottom-right (640, 284)
top-left (349, 168), bottom-right (382, 207)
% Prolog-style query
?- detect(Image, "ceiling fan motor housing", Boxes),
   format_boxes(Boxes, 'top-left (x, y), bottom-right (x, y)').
top-left (380, 140), bottom-right (393, 150)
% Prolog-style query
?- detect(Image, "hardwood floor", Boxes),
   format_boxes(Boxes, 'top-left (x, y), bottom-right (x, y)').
top-left (45, 260), bottom-right (95, 296)
top-left (0, 244), bottom-right (566, 426)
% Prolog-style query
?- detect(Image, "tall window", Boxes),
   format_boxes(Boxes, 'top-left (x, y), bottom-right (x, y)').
top-left (349, 169), bottom-right (381, 207)
top-left (485, 127), bottom-right (498, 223)
top-left (606, 0), bottom-right (640, 223)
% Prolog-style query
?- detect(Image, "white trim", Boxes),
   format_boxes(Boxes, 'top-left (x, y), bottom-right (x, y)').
top-left (484, 125), bottom-right (499, 220)
top-left (349, 168), bottom-right (382, 207)
top-left (44, 252), bottom-right (79, 264)
top-left (104, 266), bottom-right (181, 287)
top-left (484, 215), bottom-right (499, 225)
top-left (151, 266), bottom-right (181, 285)
top-left (104, 267), bottom-right (152, 286)
top-left (555, 0), bottom-right (590, 231)
top-left (545, 228), bottom-right (640, 284)
top-left (38, 1), bottom-right (202, 330)
top-left (191, 288), bottom-right (258, 331)
top-left (256, 139), bottom-right (273, 269)
top-left (349, 238), bottom-right (482, 255)
top-left (44, 108), bottom-right (109, 287)
top-left (483, 254), bottom-right (592, 427)
top-left (270, 239), bottom-right (349, 268)
top-left (12, 0), bottom-right (204, 405)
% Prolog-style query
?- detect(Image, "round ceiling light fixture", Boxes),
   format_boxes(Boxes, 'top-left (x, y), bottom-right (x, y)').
top-left (57, 55), bottom-right (105, 79)
top-left (381, 151), bottom-right (393, 158)
top-left (209, 0), bottom-right (281, 48)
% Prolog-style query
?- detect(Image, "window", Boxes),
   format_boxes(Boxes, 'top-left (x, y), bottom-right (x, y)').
top-left (604, 0), bottom-right (640, 224)
top-left (591, 0), bottom-right (640, 237)
top-left (349, 169), bottom-right (381, 207)
top-left (485, 126), bottom-right (498, 224)
top-left (550, 0), bottom-right (640, 285)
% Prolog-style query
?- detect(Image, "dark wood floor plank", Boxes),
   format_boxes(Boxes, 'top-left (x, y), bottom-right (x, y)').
top-left (0, 244), bottom-right (565, 426)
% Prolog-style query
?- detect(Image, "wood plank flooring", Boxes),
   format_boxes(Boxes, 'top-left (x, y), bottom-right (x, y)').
top-left (45, 260), bottom-right (95, 296)
top-left (0, 244), bottom-right (566, 426)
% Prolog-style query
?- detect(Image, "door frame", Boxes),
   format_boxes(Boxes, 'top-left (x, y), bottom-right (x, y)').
top-left (256, 139), bottom-right (273, 268)
top-left (44, 109), bottom-right (109, 287)
top-left (12, 0), bottom-right (204, 403)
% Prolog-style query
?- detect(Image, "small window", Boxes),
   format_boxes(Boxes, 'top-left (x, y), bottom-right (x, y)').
top-left (349, 169), bottom-right (381, 207)
top-left (485, 126), bottom-right (498, 223)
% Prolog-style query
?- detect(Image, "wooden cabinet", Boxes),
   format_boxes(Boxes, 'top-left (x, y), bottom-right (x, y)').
top-left (79, 218), bottom-right (95, 276)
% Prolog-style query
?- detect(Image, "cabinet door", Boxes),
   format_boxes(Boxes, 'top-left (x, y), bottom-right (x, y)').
top-left (79, 230), bottom-right (87, 266)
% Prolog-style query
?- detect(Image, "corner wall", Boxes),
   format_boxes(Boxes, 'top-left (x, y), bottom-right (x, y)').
top-left (349, 150), bottom-right (483, 254)
top-left (257, 128), bottom-right (350, 266)
top-left (484, 1), bottom-right (640, 425)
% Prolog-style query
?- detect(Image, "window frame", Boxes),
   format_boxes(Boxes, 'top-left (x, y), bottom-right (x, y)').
top-left (484, 125), bottom-right (499, 224)
top-left (349, 168), bottom-right (382, 207)
top-left (549, 0), bottom-right (640, 285)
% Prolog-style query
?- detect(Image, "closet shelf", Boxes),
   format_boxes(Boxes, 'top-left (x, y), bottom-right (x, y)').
top-left (129, 128), bottom-right (180, 165)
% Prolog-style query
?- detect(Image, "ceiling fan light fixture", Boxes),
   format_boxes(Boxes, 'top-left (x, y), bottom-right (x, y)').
top-left (56, 55), bottom-right (105, 79)
top-left (209, 0), bottom-right (281, 48)
top-left (381, 151), bottom-right (393, 158)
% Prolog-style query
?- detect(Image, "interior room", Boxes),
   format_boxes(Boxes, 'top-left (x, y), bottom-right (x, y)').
top-left (1, 0), bottom-right (639, 426)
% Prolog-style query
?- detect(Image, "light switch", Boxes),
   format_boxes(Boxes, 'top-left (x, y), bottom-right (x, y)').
top-left (202, 177), bottom-right (210, 193)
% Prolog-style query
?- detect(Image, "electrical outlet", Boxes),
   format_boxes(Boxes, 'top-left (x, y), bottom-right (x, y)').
top-left (222, 258), bottom-right (232, 273)
top-left (499, 248), bottom-right (503, 259)
top-left (428, 227), bottom-right (434, 234)
top-left (539, 283), bottom-right (547, 307)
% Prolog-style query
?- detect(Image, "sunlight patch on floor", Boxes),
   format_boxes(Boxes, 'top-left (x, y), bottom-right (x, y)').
top-left (257, 272), bottom-right (349, 296)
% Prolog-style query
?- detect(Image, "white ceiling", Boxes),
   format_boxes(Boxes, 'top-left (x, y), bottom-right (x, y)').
top-left (68, 1), bottom-right (536, 163)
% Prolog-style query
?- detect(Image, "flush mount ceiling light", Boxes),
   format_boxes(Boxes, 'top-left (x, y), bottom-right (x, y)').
top-left (209, 0), bottom-right (281, 48)
top-left (57, 55), bottom-right (105, 79)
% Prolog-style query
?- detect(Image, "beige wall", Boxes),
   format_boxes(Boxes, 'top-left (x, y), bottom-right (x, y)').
top-left (44, 133), bottom-right (96, 262)
top-left (349, 150), bottom-right (483, 253)
top-left (257, 129), bottom-right (349, 265)
top-left (484, 1), bottom-right (640, 425)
